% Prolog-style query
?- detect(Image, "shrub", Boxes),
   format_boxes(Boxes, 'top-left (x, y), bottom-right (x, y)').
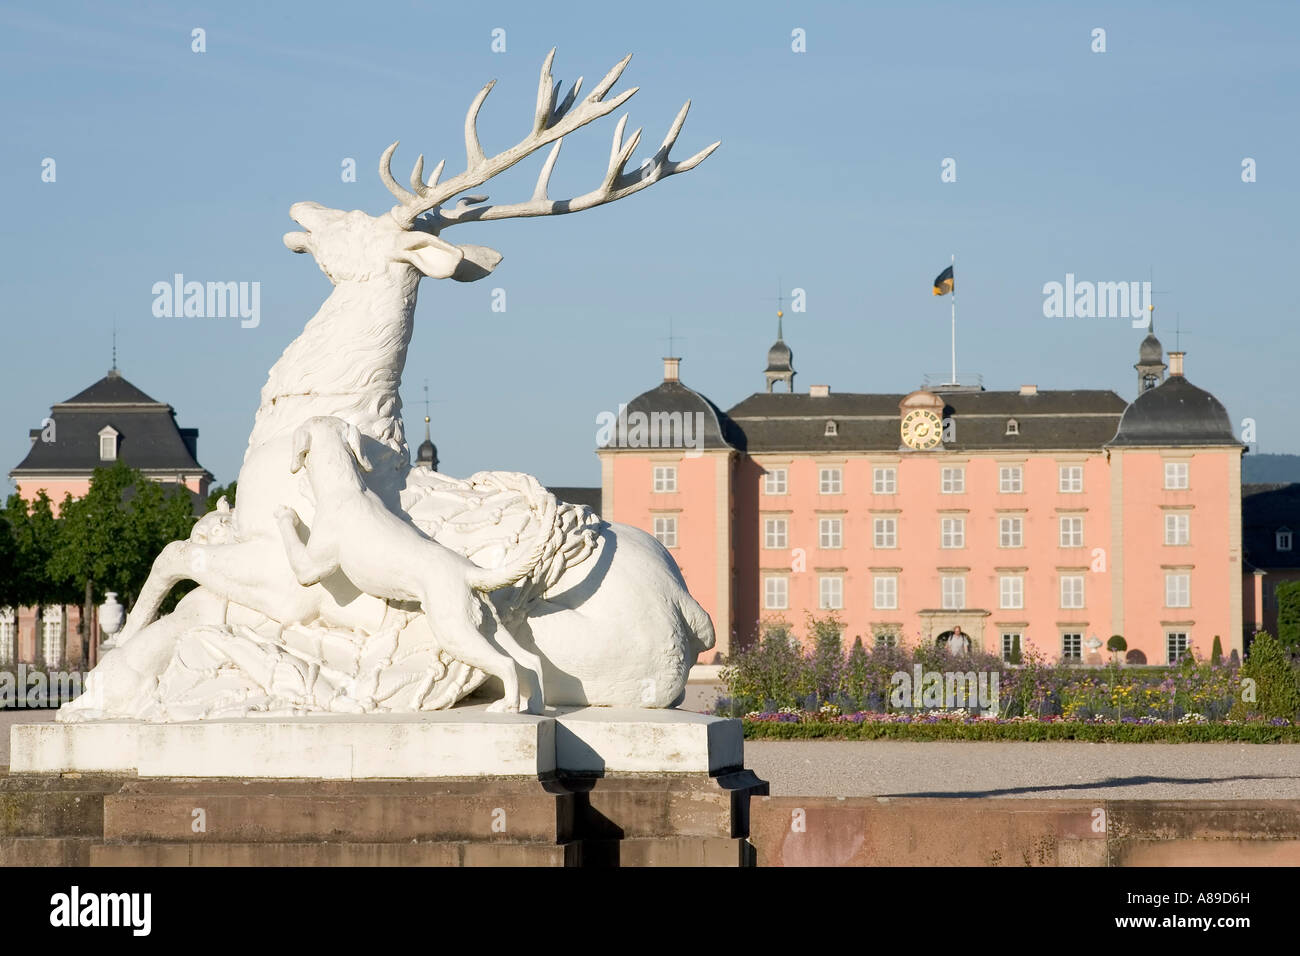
top-left (803, 612), bottom-right (844, 706)
top-left (1230, 631), bottom-right (1300, 722)
top-left (1277, 582), bottom-right (1300, 653)
top-left (1211, 635), bottom-right (1223, 665)
top-left (1008, 634), bottom-right (1022, 665)
top-left (1107, 635), bottom-right (1127, 653)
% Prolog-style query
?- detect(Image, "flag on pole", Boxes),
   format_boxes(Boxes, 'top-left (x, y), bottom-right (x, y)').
top-left (932, 265), bottom-right (954, 296)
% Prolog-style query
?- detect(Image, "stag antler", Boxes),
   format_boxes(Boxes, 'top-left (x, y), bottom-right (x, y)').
top-left (380, 49), bottom-right (719, 231)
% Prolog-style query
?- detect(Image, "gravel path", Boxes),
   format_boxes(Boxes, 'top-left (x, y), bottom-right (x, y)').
top-left (745, 740), bottom-right (1300, 799)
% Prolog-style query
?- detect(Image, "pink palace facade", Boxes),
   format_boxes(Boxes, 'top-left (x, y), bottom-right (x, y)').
top-left (598, 325), bottom-right (1245, 667)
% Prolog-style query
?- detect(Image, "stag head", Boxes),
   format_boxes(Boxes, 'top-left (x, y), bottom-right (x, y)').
top-left (283, 49), bottom-right (718, 286)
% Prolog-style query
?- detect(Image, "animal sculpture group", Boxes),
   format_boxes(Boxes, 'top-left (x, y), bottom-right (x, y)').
top-left (62, 50), bottom-right (719, 721)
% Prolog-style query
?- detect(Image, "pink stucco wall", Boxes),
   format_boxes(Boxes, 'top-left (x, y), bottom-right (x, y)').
top-left (608, 443), bottom-right (1244, 666)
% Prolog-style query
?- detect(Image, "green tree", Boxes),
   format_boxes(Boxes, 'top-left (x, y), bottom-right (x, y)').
top-left (0, 492), bottom-right (62, 609)
top-left (1275, 581), bottom-right (1300, 653)
top-left (1229, 631), bottom-right (1300, 722)
top-left (1107, 634), bottom-right (1127, 666)
top-left (48, 462), bottom-right (197, 664)
top-left (1009, 634), bottom-right (1022, 665)
top-left (1211, 635), bottom-right (1224, 666)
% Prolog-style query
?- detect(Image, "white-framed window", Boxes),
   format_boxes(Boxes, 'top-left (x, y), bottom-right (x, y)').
top-left (874, 631), bottom-right (899, 649)
top-left (1005, 418), bottom-right (1019, 436)
top-left (652, 465), bottom-right (677, 493)
top-left (818, 517), bottom-right (843, 549)
top-left (1060, 575), bottom-right (1085, 609)
top-left (941, 467), bottom-right (965, 494)
top-left (764, 517), bottom-right (787, 550)
top-left (819, 576), bottom-right (843, 610)
top-left (1166, 631), bottom-right (1190, 664)
top-left (873, 467), bottom-right (897, 495)
top-left (999, 516), bottom-right (1023, 548)
top-left (874, 575), bottom-right (898, 610)
top-left (1059, 465), bottom-right (1083, 493)
top-left (824, 420), bottom-right (838, 437)
top-left (1164, 461), bottom-right (1189, 490)
top-left (998, 465), bottom-right (1023, 493)
top-left (652, 516), bottom-right (677, 548)
top-left (41, 605), bottom-right (63, 668)
top-left (1165, 513), bottom-right (1190, 546)
top-left (1277, 529), bottom-right (1292, 552)
top-left (1000, 575), bottom-right (1024, 609)
top-left (1000, 632), bottom-right (1021, 662)
top-left (941, 576), bottom-right (965, 610)
top-left (98, 426), bottom-right (118, 462)
top-left (1061, 632), bottom-right (1082, 661)
top-left (1165, 572), bottom-right (1191, 608)
top-left (819, 467), bottom-right (842, 495)
top-left (1059, 515), bottom-right (1084, 548)
top-left (764, 468), bottom-right (787, 495)
top-left (873, 517), bottom-right (897, 549)
top-left (941, 517), bottom-right (965, 549)
top-left (764, 577), bottom-right (789, 610)
top-left (0, 606), bottom-right (15, 666)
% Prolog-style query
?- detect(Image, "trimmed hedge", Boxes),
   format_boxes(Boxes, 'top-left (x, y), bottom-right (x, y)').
top-left (742, 720), bottom-right (1300, 743)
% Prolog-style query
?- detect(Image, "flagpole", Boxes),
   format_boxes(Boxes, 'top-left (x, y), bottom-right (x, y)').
top-left (950, 253), bottom-right (957, 385)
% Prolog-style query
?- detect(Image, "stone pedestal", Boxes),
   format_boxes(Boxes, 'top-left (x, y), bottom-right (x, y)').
top-left (10, 705), bottom-right (739, 778)
top-left (3, 707), bottom-right (766, 867)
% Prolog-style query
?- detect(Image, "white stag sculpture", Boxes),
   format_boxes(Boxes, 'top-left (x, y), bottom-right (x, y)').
top-left (62, 50), bottom-right (718, 721)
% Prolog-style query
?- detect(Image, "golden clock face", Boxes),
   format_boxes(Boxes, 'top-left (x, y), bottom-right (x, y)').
top-left (901, 409), bottom-right (942, 450)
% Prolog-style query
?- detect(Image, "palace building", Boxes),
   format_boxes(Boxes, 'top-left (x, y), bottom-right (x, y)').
top-left (598, 321), bottom-right (1245, 666)
top-left (3, 366), bottom-right (211, 669)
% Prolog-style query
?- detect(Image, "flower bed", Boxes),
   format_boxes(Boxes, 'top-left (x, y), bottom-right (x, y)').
top-left (740, 710), bottom-right (1300, 743)
top-left (715, 616), bottom-right (1300, 730)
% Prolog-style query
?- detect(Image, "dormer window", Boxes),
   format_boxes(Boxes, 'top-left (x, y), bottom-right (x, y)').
top-left (1279, 529), bottom-right (1293, 552)
top-left (1005, 418), bottom-right (1019, 436)
top-left (824, 420), bottom-right (838, 437)
top-left (98, 426), bottom-right (119, 461)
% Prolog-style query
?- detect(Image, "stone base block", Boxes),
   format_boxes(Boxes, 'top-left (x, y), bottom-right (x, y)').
top-left (9, 706), bottom-right (742, 779)
top-left (554, 707), bottom-right (742, 774)
top-left (12, 710), bottom-right (555, 778)
top-left (88, 840), bottom-right (575, 867)
top-left (102, 778), bottom-right (575, 844)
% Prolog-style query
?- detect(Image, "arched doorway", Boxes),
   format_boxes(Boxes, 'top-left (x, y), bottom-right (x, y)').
top-left (935, 627), bottom-right (971, 655)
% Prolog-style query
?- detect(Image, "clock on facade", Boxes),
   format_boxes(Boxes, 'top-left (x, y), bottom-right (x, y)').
top-left (901, 408), bottom-right (942, 450)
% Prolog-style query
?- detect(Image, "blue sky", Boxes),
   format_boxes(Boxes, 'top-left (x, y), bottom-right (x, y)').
top-left (2, 0), bottom-right (1296, 488)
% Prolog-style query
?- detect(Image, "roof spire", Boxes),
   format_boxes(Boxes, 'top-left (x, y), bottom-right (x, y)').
top-left (764, 290), bottom-right (795, 393)
top-left (109, 321), bottom-right (120, 378)
top-left (422, 380), bottom-right (432, 440)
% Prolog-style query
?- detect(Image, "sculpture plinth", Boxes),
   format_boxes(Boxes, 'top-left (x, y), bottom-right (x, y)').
top-left (11, 707), bottom-right (741, 779)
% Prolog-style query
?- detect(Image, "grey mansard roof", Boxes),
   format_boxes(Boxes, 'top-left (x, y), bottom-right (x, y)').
top-left (725, 388), bottom-right (1128, 453)
top-left (1106, 375), bottom-right (1241, 447)
top-left (1242, 483), bottom-right (1300, 570)
top-left (10, 370), bottom-right (211, 478)
top-left (601, 380), bottom-right (740, 452)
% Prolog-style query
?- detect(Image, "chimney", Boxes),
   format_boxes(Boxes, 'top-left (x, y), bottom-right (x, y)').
top-left (1019, 384), bottom-right (1038, 396)
top-left (663, 357), bottom-right (680, 383)
top-left (1168, 351), bottom-right (1185, 377)
top-left (809, 384), bottom-right (830, 397)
